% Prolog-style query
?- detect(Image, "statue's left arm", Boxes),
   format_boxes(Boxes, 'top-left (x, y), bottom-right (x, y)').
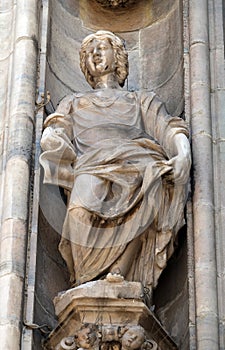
top-left (140, 92), bottom-right (191, 184)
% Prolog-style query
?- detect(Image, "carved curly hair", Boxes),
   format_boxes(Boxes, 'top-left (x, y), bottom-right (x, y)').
top-left (80, 30), bottom-right (128, 88)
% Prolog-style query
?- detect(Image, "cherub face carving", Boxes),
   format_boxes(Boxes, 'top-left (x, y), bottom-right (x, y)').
top-left (121, 327), bottom-right (145, 350)
top-left (76, 326), bottom-right (98, 349)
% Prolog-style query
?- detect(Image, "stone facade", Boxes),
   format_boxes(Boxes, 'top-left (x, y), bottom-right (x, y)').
top-left (0, 1), bottom-right (225, 349)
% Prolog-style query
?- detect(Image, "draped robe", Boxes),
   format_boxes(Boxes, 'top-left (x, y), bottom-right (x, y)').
top-left (40, 89), bottom-right (189, 294)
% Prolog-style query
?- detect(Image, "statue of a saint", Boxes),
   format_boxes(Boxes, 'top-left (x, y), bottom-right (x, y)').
top-left (40, 31), bottom-right (191, 298)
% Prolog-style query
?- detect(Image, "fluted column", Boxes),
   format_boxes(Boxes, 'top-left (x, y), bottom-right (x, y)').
top-left (189, 0), bottom-right (219, 348)
top-left (208, 0), bottom-right (225, 348)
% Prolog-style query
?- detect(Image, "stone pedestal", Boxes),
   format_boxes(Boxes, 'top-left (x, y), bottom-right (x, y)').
top-left (43, 277), bottom-right (177, 350)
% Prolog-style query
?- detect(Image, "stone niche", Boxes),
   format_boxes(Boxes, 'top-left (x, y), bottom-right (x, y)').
top-left (45, 0), bottom-right (183, 115)
top-left (35, 0), bottom-right (188, 349)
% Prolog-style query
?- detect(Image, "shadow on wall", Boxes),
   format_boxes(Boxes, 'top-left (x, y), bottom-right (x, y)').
top-left (154, 227), bottom-right (189, 350)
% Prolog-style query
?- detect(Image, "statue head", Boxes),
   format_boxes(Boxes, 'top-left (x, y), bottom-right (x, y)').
top-left (80, 31), bottom-right (128, 88)
top-left (121, 326), bottom-right (145, 350)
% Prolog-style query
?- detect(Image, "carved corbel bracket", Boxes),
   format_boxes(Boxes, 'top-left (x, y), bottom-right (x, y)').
top-left (58, 324), bottom-right (159, 350)
top-left (43, 280), bottom-right (178, 350)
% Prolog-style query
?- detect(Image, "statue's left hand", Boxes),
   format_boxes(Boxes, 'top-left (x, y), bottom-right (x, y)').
top-left (166, 155), bottom-right (190, 184)
top-left (166, 133), bottom-right (191, 185)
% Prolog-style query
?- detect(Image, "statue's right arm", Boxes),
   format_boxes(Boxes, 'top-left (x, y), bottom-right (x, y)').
top-left (40, 96), bottom-right (76, 191)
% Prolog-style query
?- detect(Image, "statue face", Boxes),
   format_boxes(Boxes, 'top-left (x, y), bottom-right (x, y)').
top-left (122, 328), bottom-right (145, 350)
top-left (85, 38), bottom-right (116, 78)
top-left (77, 327), bottom-right (97, 349)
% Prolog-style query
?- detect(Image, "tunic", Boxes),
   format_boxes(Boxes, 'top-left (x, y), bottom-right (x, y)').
top-left (40, 88), bottom-right (189, 292)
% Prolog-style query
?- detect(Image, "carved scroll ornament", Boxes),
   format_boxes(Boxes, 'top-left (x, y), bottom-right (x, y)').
top-left (59, 325), bottom-right (159, 350)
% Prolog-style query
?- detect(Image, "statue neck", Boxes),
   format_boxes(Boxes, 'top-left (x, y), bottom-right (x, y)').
top-left (93, 73), bottom-right (121, 89)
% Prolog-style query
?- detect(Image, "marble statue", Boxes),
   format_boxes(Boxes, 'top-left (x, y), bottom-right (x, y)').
top-left (40, 30), bottom-right (191, 299)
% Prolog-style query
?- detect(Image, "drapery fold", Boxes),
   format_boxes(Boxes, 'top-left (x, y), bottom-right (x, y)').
top-left (40, 89), bottom-right (189, 291)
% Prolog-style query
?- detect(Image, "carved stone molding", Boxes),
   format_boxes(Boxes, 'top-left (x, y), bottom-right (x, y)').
top-left (58, 324), bottom-right (159, 350)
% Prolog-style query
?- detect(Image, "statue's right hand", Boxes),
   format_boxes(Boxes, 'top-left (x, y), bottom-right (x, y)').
top-left (43, 112), bottom-right (65, 128)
